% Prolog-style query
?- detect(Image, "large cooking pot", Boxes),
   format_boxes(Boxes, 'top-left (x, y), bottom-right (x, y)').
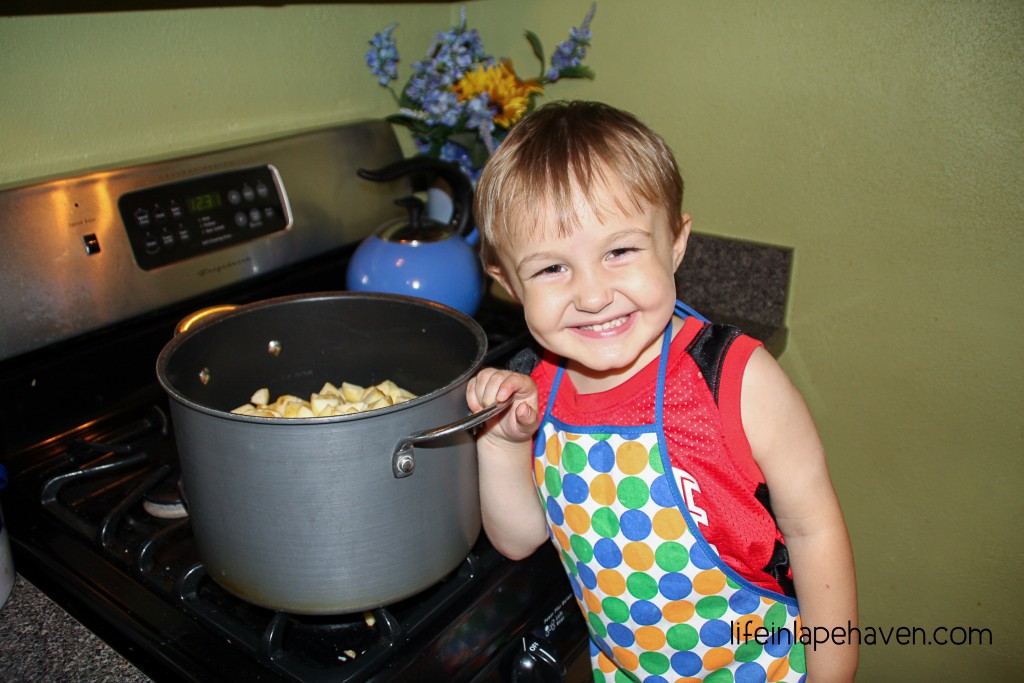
top-left (156, 292), bottom-right (506, 614)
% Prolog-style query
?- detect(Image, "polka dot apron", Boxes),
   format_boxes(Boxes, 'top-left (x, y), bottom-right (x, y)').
top-left (533, 307), bottom-right (806, 683)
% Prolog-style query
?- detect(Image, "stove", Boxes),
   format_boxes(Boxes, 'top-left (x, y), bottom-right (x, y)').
top-left (0, 122), bottom-right (589, 682)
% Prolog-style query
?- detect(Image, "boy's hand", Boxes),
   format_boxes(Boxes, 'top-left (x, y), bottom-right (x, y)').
top-left (466, 368), bottom-right (539, 444)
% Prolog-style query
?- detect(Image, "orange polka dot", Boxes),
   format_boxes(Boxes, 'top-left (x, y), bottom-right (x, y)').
top-left (677, 679), bottom-right (703, 683)
top-left (611, 646), bottom-right (639, 671)
top-left (533, 459), bottom-right (545, 487)
top-left (622, 541), bottom-right (655, 571)
top-left (551, 525), bottom-right (571, 551)
top-left (767, 657), bottom-right (791, 682)
top-left (702, 646), bottom-right (734, 670)
top-left (582, 587), bottom-right (602, 615)
top-left (731, 613), bottom-right (765, 642)
top-left (596, 649), bottom-right (618, 673)
top-left (693, 569), bottom-right (727, 595)
top-left (615, 441), bottom-right (648, 474)
top-left (662, 600), bottom-right (695, 623)
top-left (563, 504), bottom-right (591, 535)
top-left (590, 473), bottom-right (617, 505)
top-left (597, 569), bottom-right (626, 596)
top-left (545, 433), bottom-right (562, 465)
top-left (652, 507), bottom-right (686, 540)
top-left (634, 625), bottom-right (667, 651)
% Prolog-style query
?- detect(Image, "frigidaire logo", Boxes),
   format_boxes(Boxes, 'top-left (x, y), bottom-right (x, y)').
top-left (197, 256), bottom-right (252, 277)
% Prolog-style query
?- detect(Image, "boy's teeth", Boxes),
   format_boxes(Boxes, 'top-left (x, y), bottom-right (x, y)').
top-left (580, 316), bottom-right (627, 332)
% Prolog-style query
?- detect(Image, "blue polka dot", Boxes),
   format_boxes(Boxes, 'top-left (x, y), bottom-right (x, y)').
top-left (729, 589), bottom-right (761, 614)
top-left (630, 600), bottom-right (662, 626)
top-left (607, 622), bottom-right (635, 647)
top-left (699, 619), bottom-right (732, 647)
top-left (594, 538), bottom-right (623, 568)
top-left (644, 677), bottom-right (668, 683)
top-left (620, 509), bottom-right (653, 541)
top-left (764, 627), bottom-right (794, 658)
top-left (650, 474), bottom-right (677, 507)
top-left (688, 540), bottom-right (716, 570)
top-left (546, 496), bottom-right (564, 526)
top-left (788, 602), bottom-right (801, 617)
top-left (588, 440), bottom-right (615, 472)
top-left (567, 573), bottom-right (583, 601)
top-left (577, 561), bottom-right (598, 590)
top-left (670, 650), bottom-right (702, 676)
top-left (658, 572), bottom-right (692, 600)
top-left (562, 473), bottom-right (590, 504)
top-left (735, 661), bottom-right (768, 683)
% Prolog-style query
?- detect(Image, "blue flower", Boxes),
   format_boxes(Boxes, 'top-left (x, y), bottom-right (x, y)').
top-left (547, 4), bottom-right (596, 82)
top-left (365, 23), bottom-right (399, 87)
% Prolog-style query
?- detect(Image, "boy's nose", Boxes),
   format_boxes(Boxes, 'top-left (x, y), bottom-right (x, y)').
top-left (572, 270), bottom-right (613, 313)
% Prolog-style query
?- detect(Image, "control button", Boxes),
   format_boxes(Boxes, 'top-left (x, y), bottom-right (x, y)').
top-left (249, 208), bottom-right (262, 227)
top-left (152, 204), bottom-right (168, 223)
top-left (143, 233), bottom-right (160, 254)
top-left (234, 211), bottom-right (248, 227)
top-left (83, 234), bottom-right (101, 256)
top-left (242, 184), bottom-right (255, 202)
top-left (176, 224), bottom-right (192, 243)
top-left (169, 201), bottom-right (184, 218)
top-left (160, 228), bottom-right (175, 248)
top-left (133, 208), bottom-right (151, 227)
top-left (227, 189), bottom-right (242, 205)
top-left (263, 206), bottom-right (277, 220)
top-left (256, 181), bottom-right (269, 199)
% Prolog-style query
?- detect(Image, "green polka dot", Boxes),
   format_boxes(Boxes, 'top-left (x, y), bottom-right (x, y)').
top-left (734, 639), bottom-right (763, 662)
top-left (613, 669), bottom-right (641, 683)
top-left (705, 669), bottom-right (734, 683)
top-left (696, 595), bottom-right (729, 619)
top-left (544, 466), bottom-right (562, 497)
top-left (592, 507), bottom-right (620, 538)
top-left (562, 550), bottom-right (577, 576)
top-left (617, 476), bottom-right (650, 509)
top-left (570, 534), bottom-right (594, 563)
top-left (593, 433), bottom-right (612, 441)
top-left (726, 575), bottom-right (740, 590)
top-left (790, 641), bottom-right (807, 673)
top-left (666, 623), bottom-right (699, 651)
top-left (626, 572), bottom-right (659, 600)
top-left (648, 443), bottom-right (664, 474)
top-left (587, 611), bottom-right (607, 637)
top-left (763, 601), bottom-right (788, 633)
top-left (562, 442), bottom-right (588, 473)
top-left (602, 597), bottom-right (631, 623)
top-left (591, 668), bottom-right (602, 683)
top-left (654, 541), bottom-right (688, 572)
top-left (639, 651), bottom-right (670, 675)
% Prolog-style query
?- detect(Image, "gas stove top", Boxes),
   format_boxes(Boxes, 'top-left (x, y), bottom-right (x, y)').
top-left (0, 122), bottom-right (589, 682)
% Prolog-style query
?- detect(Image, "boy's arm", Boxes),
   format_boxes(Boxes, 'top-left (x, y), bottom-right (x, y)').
top-left (467, 368), bottom-right (550, 560)
top-left (741, 347), bottom-right (859, 683)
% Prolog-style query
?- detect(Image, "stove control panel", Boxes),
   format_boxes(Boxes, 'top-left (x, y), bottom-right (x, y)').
top-left (118, 164), bottom-right (292, 271)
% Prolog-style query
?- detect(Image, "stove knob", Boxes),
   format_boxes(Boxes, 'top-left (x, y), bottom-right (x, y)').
top-left (511, 639), bottom-right (563, 683)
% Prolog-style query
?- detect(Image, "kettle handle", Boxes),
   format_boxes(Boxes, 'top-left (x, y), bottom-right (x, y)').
top-left (357, 156), bottom-right (474, 238)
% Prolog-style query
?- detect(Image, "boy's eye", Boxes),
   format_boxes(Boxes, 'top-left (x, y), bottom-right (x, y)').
top-left (607, 247), bottom-right (638, 260)
top-left (531, 264), bottom-right (565, 278)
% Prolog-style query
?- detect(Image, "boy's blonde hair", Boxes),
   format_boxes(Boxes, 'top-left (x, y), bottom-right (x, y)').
top-left (475, 100), bottom-right (685, 271)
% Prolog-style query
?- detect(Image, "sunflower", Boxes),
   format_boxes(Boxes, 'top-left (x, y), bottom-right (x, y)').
top-left (452, 59), bottom-right (544, 128)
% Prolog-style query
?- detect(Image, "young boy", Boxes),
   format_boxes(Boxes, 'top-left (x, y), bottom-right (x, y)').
top-left (466, 101), bottom-right (857, 682)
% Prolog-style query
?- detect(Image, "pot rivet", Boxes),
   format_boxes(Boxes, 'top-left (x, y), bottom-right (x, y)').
top-left (267, 340), bottom-right (282, 356)
top-left (198, 368), bottom-right (211, 385)
top-left (396, 454), bottom-right (415, 475)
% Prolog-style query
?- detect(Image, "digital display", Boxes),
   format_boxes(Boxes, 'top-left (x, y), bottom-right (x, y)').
top-left (186, 192), bottom-right (222, 214)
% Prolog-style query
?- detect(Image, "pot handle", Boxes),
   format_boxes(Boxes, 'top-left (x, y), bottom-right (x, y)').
top-left (174, 304), bottom-right (239, 336)
top-left (392, 396), bottom-right (513, 478)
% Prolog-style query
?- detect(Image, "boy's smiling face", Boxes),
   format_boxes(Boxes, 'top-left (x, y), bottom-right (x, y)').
top-left (489, 174), bottom-right (690, 392)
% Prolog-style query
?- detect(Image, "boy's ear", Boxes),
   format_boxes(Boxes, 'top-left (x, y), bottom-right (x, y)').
top-left (486, 264), bottom-right (521, 303)
top-left (672, 213), bottom-right (693, 271)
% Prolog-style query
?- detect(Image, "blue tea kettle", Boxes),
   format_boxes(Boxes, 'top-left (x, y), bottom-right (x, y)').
top-left (347, 156), bottom-right (484, 316)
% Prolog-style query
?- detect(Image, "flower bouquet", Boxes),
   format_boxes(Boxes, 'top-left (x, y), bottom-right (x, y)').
top-left (365, 4), bottom-right (596, 183)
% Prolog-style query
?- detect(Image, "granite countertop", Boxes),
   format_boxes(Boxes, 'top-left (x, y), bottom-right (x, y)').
top-left (0, 574), bottom-right (151, 682)
top-left (0, 232), bottom-right (793, 682)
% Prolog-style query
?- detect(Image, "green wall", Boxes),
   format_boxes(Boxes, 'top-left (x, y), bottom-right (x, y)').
top-left (2, 1), bottom-right (1022, 679)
